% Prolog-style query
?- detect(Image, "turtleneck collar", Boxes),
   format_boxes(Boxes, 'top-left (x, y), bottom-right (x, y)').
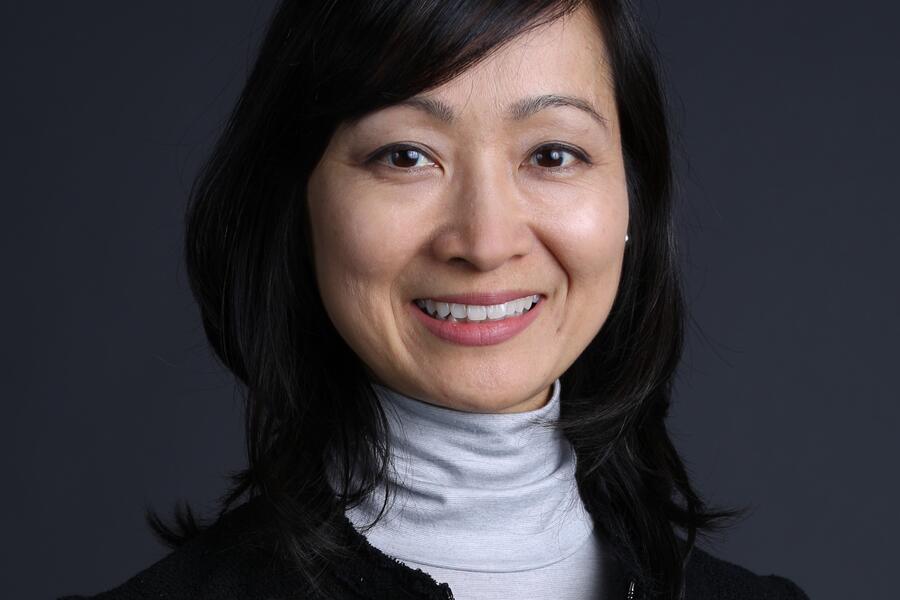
top-left (341, 379), bottom-right (595, 572)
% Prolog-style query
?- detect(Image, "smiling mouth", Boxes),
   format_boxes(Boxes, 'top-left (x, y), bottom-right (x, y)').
top-left (414, 294), bottom-right (541, 323)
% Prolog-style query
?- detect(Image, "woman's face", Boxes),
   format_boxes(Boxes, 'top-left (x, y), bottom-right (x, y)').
top-left (306, 6), bottom-right (628, 414)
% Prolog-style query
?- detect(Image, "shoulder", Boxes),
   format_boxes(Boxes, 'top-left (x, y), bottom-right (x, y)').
top-left (57, 499), bottom-right (308, 600)
top-left (683, 545), bottom-right (809, 600)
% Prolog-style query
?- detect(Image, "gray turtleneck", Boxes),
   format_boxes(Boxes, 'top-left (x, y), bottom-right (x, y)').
top-left (342, 379), bottom-right (603, 600)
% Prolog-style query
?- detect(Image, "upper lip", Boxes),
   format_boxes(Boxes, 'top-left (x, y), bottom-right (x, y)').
top-left (414, 291), bottom-right (542, 305)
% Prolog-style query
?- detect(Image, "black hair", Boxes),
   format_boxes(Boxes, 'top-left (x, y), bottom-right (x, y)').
top-left (149, 1), bottom-right (738, 598)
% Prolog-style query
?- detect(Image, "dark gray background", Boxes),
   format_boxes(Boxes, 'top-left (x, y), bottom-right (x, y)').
top-left (3, 1), bottom-right (897, 598)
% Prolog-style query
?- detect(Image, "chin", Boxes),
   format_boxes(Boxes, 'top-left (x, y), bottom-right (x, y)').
top-left (414, 370), bottom-right (554, 414)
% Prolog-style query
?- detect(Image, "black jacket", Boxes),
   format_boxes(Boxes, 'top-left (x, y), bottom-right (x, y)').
top-left (59, 498), bottom-right (809, 600)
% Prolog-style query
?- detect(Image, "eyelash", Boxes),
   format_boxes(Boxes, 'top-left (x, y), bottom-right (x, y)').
top-left (367, 142), bottom-right (592, 175)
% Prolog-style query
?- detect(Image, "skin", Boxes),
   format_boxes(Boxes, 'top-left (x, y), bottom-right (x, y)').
top-left (306, 5), bottom-right (628, 414)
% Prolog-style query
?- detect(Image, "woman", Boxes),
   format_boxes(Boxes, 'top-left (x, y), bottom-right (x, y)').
top-left (60, 1), bottom-right (808, 599)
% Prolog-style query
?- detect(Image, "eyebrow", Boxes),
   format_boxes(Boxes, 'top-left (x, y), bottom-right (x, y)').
top-left (394, 93), bottom-right (609, 130)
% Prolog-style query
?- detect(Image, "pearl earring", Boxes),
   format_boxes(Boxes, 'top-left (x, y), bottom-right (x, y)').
top-left (625, 233), bottom-right (630, 242)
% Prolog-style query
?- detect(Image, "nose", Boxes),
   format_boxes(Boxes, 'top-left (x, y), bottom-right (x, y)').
top-left (430, 163), bottom-right (533, 271)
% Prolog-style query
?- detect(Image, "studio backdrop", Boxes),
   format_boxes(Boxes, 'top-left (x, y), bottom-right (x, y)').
top-left (2, 2), bottom-right (897, 599)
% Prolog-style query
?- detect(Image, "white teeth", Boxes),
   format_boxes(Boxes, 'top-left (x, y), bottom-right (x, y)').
top-left (466, 305), bottom-right (487, 321)
top-left (416, 294), bottom-right (541, 322)
top-left (486, 304), bottom-right (506, 320)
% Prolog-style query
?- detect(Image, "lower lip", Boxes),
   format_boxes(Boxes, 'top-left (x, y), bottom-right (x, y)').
top-left (410, 299), bottom-right (543, 346)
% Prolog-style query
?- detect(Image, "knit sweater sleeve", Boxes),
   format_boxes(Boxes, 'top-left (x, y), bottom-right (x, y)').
top-left (53, 501), bottom-right (314, 600)
top-left (684, 547), bottom-right (809, 600)
top-left (764, 574), bottom-right (811, 600)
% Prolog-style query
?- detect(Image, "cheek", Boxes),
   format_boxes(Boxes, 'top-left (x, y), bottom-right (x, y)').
top-left (307, 175), bottom-right (424, 329)
top-left (562, 209), bottom-right (624, 282)
top-left (536, 178), bottom-right (628, 328)
top-left (541, 179), bottom-right (627, 273)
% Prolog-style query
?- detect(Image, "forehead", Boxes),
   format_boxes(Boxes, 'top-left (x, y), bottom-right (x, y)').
top-left (416, 5), bottom-right (612, 121)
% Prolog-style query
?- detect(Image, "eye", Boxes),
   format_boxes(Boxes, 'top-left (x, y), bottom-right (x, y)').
top-left (371, 144), bottom-right (437, 170)
top-left (527, 144), bottom-right (590, 171)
